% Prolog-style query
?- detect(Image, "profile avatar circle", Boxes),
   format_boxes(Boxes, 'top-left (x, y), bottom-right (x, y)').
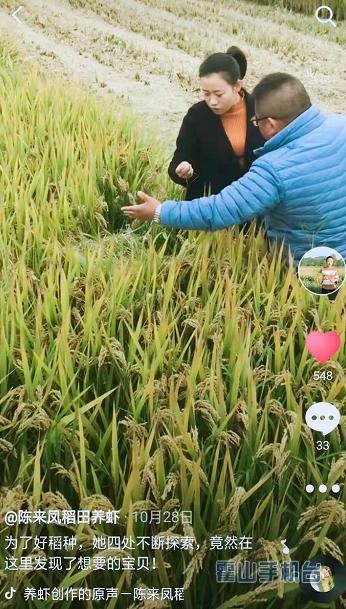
top-left (299, 555), bottom-right (346, 602)
top-left (298, 246), bottom-right (345, 297)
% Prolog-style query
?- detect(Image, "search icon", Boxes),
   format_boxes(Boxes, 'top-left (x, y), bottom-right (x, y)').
top-left (315, 5), bottom-right (336, 27)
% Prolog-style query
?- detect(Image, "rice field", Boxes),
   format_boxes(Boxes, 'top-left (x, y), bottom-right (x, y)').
top-left (0, 1), bottom-right (346, 608)
top-left (0, 0), bottom-right (346, 141)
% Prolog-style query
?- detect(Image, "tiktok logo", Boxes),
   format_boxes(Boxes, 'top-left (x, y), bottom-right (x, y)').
top-left (5, 587), bottom-right (16, 600)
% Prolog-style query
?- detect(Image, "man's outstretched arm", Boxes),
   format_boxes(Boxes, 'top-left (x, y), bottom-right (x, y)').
top-left (122, 159), bottom-right (282, 228)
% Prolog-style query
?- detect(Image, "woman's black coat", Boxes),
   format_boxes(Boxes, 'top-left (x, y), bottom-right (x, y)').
top-left (168, 90), bottom-right (265, 200)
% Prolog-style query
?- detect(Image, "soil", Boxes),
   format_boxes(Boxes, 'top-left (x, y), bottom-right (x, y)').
top-left (0, 0), bottom-right (199, 142)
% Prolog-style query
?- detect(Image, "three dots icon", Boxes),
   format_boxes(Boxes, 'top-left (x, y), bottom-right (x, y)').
top-left (305, 483), bottom-right (341, 494)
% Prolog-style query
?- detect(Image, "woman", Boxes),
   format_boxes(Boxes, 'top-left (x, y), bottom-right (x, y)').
top-left (320, 255), bottom-right (340, 300)
top-left (168, 46), bottom-right (265, 201)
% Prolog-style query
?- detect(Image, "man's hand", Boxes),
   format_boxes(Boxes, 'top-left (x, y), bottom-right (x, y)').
top-left (121, 191), bottom-right (161, 221)
top-left (176, 161), bottom-right (194, 179)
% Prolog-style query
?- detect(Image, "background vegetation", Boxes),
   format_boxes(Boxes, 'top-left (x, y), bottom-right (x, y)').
top-left (246, 0), bottom-right (346, 20)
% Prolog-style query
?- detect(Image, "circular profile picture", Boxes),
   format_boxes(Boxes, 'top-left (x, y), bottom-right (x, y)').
top-left (298, 246), bottom-right (346, 297)
top-left (299, 554), bottom-right (346, 603)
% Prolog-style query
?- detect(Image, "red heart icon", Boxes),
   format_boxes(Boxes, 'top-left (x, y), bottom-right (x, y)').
top-left (305, 331), bottom-right (341, 363)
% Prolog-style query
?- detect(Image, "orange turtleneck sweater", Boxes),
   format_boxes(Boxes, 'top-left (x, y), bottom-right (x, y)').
top-left (221, 93), bottom-right (247, 167)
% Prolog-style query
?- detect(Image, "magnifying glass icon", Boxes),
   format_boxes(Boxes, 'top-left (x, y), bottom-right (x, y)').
top-left (315, 5), bottom-right (336, 27)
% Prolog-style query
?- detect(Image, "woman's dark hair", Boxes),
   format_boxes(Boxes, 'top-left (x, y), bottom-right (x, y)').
top-left (326, 256), bottom-right (334, 261)
top-left (199, 46), bottom-right (247, 85)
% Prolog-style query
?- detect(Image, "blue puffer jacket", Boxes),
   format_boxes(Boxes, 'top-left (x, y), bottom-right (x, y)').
top-left (160, 106), bottom-right (346, 263)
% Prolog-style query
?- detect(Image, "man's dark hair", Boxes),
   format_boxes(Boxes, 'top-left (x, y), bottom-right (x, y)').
top-left (326, 256), bottom-right (334, 261)
top-left (253, 73), bottom-right (311, 124)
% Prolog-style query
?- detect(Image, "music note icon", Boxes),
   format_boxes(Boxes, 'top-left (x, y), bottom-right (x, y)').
top-left (5, 587), bottom-right (16, 600)
top-left (280, 539), bottom-right (289, 555)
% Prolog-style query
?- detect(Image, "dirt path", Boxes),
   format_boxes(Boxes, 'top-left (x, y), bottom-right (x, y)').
top-left (0, 0), bottom-right (198, 140)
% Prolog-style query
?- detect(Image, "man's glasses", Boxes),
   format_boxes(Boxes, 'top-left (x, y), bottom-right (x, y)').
top-left (250, 106), bottom-right (311, 128)
top-left (250, 115), bottom-right (272, 127)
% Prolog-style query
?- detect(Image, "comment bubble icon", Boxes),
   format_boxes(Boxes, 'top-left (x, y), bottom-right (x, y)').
top-left (305, 402), bottom-right (340, 436)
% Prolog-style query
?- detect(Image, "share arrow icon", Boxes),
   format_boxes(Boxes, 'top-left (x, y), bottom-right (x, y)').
top-left (11, 6), bottom-right (23, 24)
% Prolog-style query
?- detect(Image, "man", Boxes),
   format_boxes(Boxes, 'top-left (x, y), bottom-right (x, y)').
top-left (122, 73), bottom-right (346, 263)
